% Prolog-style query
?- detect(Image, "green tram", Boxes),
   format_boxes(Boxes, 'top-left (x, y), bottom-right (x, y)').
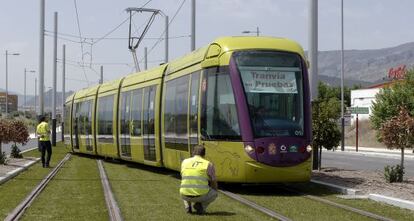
top-left (64, 36), bottom-right (312, 183)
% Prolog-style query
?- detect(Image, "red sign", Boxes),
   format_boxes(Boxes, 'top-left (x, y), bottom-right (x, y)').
top-left (388, 65), bottom-right (407, 80)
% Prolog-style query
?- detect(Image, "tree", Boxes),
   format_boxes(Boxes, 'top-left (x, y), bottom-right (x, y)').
top-left (380, 107), bottom-right (414, 180)
top-left (9, 120), bottom-right (30, 158)
top-left (0, 119), bottom-right (11, 164)
top-left (371, 69), bottom-right (414, 181)
top-left (312, 83), bottom-right (342, 170)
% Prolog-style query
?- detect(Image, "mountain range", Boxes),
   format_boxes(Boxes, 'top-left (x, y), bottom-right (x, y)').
top-left (317, 41), bottom-right (414, 86)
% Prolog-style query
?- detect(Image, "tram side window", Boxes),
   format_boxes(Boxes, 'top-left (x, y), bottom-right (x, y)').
top-left (164, 75), bottom-right (189, 151)
top-left (201, 68), bottom-right (241, 141)
top-left (131, 89), bottom-right (143, 136)
top-left (97, 95), bottom-right (114, 143)
top-left (120, 91), bottom-right (131, 136)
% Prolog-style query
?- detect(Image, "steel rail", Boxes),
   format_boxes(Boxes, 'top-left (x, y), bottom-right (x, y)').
top-left (5, 153), bottom-right (72, 221)
top-left (97, 160), bottom-right (123, 221)
top-left (219, 189), bottom-right (292, 221)
top-left (283, 186), bottom-right (395, 221)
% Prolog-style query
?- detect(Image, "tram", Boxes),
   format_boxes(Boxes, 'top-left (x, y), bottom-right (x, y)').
top-left (64, 36), bottom-right (312, 183)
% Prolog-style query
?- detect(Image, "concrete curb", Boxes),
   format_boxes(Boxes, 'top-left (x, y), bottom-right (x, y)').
top-left (21, 147), bottom-right (39, 154)
top-left (0, 158), bottom-right (40, 185)
top-left (311, 179), bottom-right (414, 211)
top-left (310, 179), bottom-right (362, 195)
top-left (323, 149), bottom-right (414, 160)
top-left (369, 194), bottom-right (414, 211)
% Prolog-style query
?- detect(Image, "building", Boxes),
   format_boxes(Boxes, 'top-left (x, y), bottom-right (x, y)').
top-left (0, 92), bottom-right (18, 113)
top-left (349, 64), bottom-right (407, 124)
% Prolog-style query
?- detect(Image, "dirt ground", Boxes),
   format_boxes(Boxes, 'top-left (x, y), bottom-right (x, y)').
top-left (312, 167), bottom-right (414, 202)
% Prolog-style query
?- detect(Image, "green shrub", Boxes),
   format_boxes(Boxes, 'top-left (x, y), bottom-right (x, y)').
top-left (384, 164), bottom-right (404, 183)
top-left (0, 152), bottom-right (6, 164)
top-left (10, 144), bottom-right (23, 158)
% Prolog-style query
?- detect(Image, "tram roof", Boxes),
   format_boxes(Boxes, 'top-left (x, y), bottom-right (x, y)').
top-left (212, 36), bottom-right (305, 58)
top-left (122, 64), bottom-right (167, 88)
top-left (72, 84), bottom-right (100, 101)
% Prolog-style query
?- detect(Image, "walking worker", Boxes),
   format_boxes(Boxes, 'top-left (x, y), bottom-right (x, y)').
top-left (180, 145), bottom-right (218, 215)
top-left (36, 115), bottom-right (52, 168)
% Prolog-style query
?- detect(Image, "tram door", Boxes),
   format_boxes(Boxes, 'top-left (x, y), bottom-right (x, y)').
top-left (71, 103), bottom-right (80, 150)
top-left (119, 91), bottom-right (132, 158)
top-left (143, 86), bottom-right (156, 161)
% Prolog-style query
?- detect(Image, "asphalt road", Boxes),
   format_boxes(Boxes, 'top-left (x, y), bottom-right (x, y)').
top-left (322, 150), bottom-right (414, 177)
top-left (1, 133), bottom-right (62, 155)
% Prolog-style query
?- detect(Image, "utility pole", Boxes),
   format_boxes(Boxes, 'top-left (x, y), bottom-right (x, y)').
top-left (165, 16), bottom-right (169, 63)
top-left (5, 51), bottom-right (20, 115)
top-left (191, 0), bottom-right (196, 51)
top-left (61, 44), bottom-right (66, 142)
top-left (144, 47), bottom-right (148, 70)
top-left (52, 12), bottom-right (58, 146)
top-left (24, 68), bottom-right (26, 111)
top-left (24, 68), bottom-right (36, 115)
top-left (340, 0), bottom-right (345, 151)
top-left (5, 51), bottom-right (8, 114)
top-left (100, 66), bottom-right (103, 84)
top-left (309, 0), bottom-right (318, 170)
top-left (35, 78), bottom-right (37, 113)
top-left (39, 0), bottom-right (45, 116)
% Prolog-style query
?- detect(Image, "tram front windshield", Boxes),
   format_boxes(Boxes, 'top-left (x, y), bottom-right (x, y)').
top-left (235, 51), bottom-right (304, 137)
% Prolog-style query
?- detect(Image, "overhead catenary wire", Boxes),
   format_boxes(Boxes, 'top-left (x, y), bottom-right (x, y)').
top-left (45, 30), bottom-right (189, 41)
top-left (142, 0), bottom-right (187, 62)
top-left (93, 0), bottom-right (153, 45)
top-left (73, 0), bottom-right (89, 85)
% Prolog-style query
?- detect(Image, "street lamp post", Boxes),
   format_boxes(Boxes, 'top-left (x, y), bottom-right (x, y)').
top-left (24, 68), bottom-right (36, 113)
top-left (242, 26), bottom-right (260, 36)
top-left (5, 50), bottom-right (20, 114)
top-left (35, 78), bottom-right (37, 114)
top-left (340, 0), bottom-right (345, 151)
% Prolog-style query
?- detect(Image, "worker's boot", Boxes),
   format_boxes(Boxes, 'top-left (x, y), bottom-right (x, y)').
top-left (193, 203), bottom-right (204, 215)
top-left (185, 201), bottom-right (192, 213)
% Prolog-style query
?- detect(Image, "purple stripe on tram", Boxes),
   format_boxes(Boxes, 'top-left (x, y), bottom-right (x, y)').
top-left (228, 57), bottom-right (257, 162)
top-left (228, 53), bottom-right (312, 167)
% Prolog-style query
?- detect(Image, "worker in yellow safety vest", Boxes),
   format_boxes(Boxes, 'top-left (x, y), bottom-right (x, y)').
top-left (180, 145), bottom-right (218, 215)
top-left (36, 115), bottom-right (52, 168)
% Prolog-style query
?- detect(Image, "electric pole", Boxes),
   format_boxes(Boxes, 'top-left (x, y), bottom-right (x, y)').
top-left (309, 0), bottom-right (319, 169)
top-left (62, 44), bottom-right (66, 142)
top-left (52, 12), bottom-right (58, 146)
top-left (191, 0), bottom-right (196, 51)
top-left (39, 0), bottom-right (45, 116)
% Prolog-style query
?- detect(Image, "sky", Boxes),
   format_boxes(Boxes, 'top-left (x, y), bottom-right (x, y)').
top-left (1, 0), bottom-right (414, 95)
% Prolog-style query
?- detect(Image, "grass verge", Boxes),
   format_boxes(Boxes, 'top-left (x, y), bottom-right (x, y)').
top-left (20, 154), bottom-right (108, 221)
top-left (0, 142), bottom-right (67, 219)
top-left (292, 182), bottom-right (414, 221)
top-left (230, 184), bottom-right (373, 221)
top-left (103, 161), bottom-right (275, 221)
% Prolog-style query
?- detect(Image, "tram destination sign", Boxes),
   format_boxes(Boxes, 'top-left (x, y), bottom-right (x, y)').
top-left (347, 107), bottom-right (369, 114)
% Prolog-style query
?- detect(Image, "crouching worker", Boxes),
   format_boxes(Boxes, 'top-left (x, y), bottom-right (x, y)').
top-left (180, 145), bottom-right (218, 215)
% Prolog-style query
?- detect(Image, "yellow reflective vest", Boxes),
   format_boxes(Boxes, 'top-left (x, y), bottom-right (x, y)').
top-left (180, 155), bottom-right (210, 196)
top-left (36, 122), bottom-right (50, 141)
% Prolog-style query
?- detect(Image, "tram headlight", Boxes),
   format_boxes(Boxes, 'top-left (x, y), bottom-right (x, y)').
top-left (306, 145), bottom-right (312, 153)
top-left (244, 145), bottom-right (255, 154)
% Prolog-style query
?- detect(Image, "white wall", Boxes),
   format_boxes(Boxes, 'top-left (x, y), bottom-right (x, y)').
top-left (350, 88), bottom-right (381, 123)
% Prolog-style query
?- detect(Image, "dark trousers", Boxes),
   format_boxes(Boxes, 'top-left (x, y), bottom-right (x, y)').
top-left (39, 141), bottom-right (52, 166)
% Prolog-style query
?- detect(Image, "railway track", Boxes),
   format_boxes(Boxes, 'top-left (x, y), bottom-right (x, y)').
top-left (282, 186), bottom-right (395, 221)
top-left (97, 159), bottom-right (123, 221)
top-left (220, 185), bottom-right (395, 221)
top-left (219, 189), bottom-right (292, 221)
top-left (4, 153), bottom-right (72, 221)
